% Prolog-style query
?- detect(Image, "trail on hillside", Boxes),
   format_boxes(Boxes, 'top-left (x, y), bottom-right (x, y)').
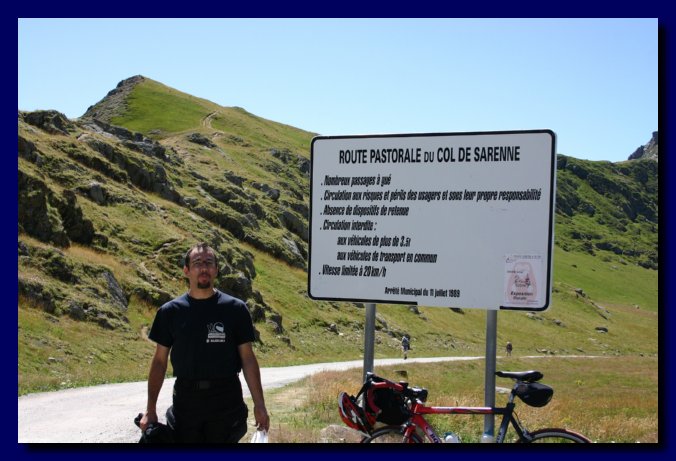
top-left (17, 355), bottom-right (601, 443)
top-left (201, 111), bottom-right (218, 129)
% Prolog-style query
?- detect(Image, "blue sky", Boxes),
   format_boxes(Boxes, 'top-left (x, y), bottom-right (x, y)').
top-left (18, 18), bottom-right (657, 162)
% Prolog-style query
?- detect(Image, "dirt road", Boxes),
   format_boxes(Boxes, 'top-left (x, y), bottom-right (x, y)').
top-left (19, 356), bottom-right (482, 443)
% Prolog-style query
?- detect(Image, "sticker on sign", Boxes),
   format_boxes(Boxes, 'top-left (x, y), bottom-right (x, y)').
top-left (308, 130), bottom-right (556, 311)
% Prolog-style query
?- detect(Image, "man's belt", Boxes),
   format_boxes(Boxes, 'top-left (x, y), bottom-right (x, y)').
top-left (175, 377), bottom-right (239, 391)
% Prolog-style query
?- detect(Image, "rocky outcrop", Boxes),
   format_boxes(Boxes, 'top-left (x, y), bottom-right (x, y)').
top-left (83, 119), bottom-right (170, 162)
top-left (102, 270), bottom-right (128, 311)
top-left (248, 302), bottom-right (266, 322)
top-left (132, 285), bottom-right (173, 307)
top-left (18, 166), bottom-right (97, 247)
top-left (270, 148), bottom-right (310, 175)
top-left (187, 132), bottom-right (215, 148)
top-left (18, 170), bottom-right (70, 247)
top-left (18, 276), bottom-right (61, 314)
top-left (251, 182), bottom-right (281, 202)
top-left (628, 131), bottom-right (658, 161)
top-left (81, 75), bottom-right (145, 123)
top-left (22, 110), bottom-right (74, 135)
top-left (279, 209), bottom-right (309, 241)
top-left (223, 171), bottom-right (246, 187)
top-left (193, 204), bottom-right (246, 240)
top-left (241, 233), bottom-right (305, 269)
top-left (217, 273), bottom-right (253, 301)
top-left (319, 425), bottom-right (363, 443)
top-left (68, 137), bottom-right (130, 183)
top-left (221, 248), bottom-right (257, 280)
top-left (283, 199), bottom-right (308, 218)
top-left (18, 242), bottom-right (131, 329)
top-left (79, 181), bottom-right (108, 205)
top-left (77, 133), bottom-right (182, 203)
top-left (56, 190), bottom-right (96, 244)
top-left (18, 135), bottom-right (41, 163)
top-left (267, 312), bottom-right (284, 334)
top-left (199, 181), bottom-right (264, 219)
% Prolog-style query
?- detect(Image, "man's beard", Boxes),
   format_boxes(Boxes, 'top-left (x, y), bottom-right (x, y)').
top-left (197, 277), bottom-right (212, 289)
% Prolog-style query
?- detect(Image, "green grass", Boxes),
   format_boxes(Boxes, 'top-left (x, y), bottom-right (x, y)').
top-left (553, 246), bottom-right (657, 311)
top-left (110, 79), bottom-right (216, 134)
top-left (18, 295), bottom-right (160, 395)
top-left (210, 107), bottom-right (314, 152)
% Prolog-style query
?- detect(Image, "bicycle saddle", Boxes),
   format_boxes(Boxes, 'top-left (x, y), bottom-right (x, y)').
top-left (495, 370), bottom-right (543, 382)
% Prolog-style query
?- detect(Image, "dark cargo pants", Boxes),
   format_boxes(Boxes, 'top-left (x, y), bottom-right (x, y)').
top-left (171, 378), bottom-right (248, 443)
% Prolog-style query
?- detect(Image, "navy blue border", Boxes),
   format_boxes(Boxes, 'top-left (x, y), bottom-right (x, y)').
top-left (10, 12), bottom-right (669, 460)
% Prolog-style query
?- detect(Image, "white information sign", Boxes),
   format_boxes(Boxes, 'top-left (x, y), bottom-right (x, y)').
top-left (309, 131), bottom-right (556, 310)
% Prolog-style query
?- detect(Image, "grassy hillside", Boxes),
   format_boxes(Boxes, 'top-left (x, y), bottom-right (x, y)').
top-left (109, 79), bottom-right (217, 134)
top-left (17, 76), bottom-right (658, 395)
top-left (555, 155), bottom-right (658, 270)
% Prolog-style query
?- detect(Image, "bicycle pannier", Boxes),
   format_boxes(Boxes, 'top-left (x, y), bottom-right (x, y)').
top-left (366, 384), bottom-right (410, 425)
top-left (515, 382), bottom-right (553, 407)
top-left (133, 413), bottom-right (175, 443)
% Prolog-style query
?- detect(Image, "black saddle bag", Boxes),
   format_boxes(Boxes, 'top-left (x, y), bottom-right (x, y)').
top-left (133, 410), bottom-right (175, 443)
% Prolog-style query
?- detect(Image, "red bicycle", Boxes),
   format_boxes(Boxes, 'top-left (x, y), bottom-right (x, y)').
top-left (339, 371), bottom-right (591, 443)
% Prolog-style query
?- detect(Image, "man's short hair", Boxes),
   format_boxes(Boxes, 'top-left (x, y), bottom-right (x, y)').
top-left (184, 243), bottom-right (218, 269)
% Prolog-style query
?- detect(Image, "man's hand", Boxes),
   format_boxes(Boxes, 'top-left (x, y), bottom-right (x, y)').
top-left (140, 410), bottom-right (158, 431)
top-left (253, 404), bottom-right (270, 432)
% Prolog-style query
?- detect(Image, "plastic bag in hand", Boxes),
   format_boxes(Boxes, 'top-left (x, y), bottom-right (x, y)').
top-left (250, 429), bottom-right (268, 443)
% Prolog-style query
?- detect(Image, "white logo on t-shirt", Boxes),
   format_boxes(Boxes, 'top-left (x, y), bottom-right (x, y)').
top-left (207, 322), bottom-right (226, 343)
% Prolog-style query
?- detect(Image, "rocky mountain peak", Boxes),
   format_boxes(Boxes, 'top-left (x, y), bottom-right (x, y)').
top-left (628, 131), bottom-right (658, 162)
top-left (80, 75), bottom-right (146, 123)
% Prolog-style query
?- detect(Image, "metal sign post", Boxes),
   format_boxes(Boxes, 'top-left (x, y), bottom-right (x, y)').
top-left (483, 309), bottom-right (498, 442)
top-left (363, 303), bottom-right (376, 382)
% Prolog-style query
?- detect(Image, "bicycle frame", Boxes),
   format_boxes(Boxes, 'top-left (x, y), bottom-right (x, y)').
top-left (353, 371), bottom-right (589, 444)
top-left (402, 396), bottom-right (529, 443)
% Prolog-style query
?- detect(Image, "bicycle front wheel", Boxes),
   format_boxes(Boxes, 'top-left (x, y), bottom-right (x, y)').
top-left (361, 426), bottom-right (423, 443)
top-left (520, 428), bottom-right (591, 443)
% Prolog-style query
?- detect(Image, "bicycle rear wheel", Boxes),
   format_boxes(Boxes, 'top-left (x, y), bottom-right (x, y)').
top-left (520, 428), bottom-right (591, 443)
top-left (361, 426), bottom-right (423, 443)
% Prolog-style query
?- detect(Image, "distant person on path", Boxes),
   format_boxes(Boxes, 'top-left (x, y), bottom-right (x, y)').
top-left (140, 242), bottom-right (269, 443)
top-left (506, 341), bottom-right (513, 357)
top-left (401, 334), bottom-right (411, 360)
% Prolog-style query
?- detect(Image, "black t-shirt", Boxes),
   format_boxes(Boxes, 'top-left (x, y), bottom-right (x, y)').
top-left (148, 290), bottom-right (255, 380)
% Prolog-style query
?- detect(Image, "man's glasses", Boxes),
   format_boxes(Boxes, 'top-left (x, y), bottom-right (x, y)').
top-left (190, 260), bottom-right (216, 269)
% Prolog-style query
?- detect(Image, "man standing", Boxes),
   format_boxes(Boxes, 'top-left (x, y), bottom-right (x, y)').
top-left (401, 334), bottom-right (410, 360)
top-left (140, 243), bottom-right (269, 442)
